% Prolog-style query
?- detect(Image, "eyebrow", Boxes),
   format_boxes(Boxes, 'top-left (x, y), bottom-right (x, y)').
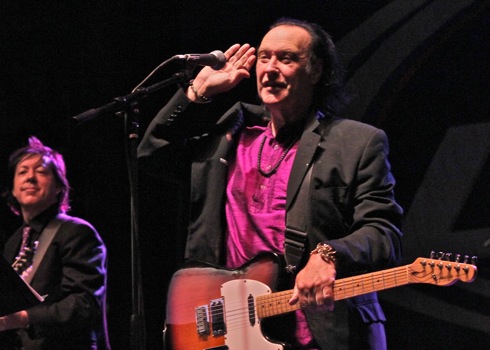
top-left (258, 48), bottom-right (298, 54)
top-left (17, 160), bottom-right (48, 170)
top-left (257, 48), bottom-right (309, 60)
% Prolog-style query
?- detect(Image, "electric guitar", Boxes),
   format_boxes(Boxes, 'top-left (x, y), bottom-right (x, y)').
top-left (165, 253), bottom-right (477, 350)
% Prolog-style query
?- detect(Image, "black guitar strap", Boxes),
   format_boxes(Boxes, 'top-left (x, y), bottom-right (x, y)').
top-left (24, 214), bottom-right (65, 285)
top-left (284, 164), bottom-right (313, 274)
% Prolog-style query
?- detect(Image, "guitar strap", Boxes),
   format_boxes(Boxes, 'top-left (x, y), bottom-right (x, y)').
top-left (24, 214), bottom-right (65, 285)
top-left (284, 164), bottom-right (313, 274)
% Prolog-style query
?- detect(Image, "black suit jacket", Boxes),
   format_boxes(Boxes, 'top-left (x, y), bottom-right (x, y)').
top-left (2, 210), bottom-right (110, 350)
top-left (138, 89), bottom-right (403, 349)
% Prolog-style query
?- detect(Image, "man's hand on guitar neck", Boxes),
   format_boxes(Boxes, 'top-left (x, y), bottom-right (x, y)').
top-left (289, 253), bottom-right (336, 311)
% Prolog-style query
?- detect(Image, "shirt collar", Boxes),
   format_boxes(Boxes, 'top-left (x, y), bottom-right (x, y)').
top-left (24, 205), bottom-right (60, 234)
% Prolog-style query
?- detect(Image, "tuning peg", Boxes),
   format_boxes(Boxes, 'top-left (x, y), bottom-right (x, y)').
top-left (444, 253), bottom-right (452, 261)
top-left (455, 254), bottom-right (461, 263)
top-left (464, 255), bottom-right (470, 263)
top-left (471, 256), bottom-right (478, 265)
top-left (430, 251), bottom-right (436, 259)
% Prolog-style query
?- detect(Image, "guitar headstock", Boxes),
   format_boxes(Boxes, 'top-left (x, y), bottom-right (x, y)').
top-left (12, 240), bottom-right (38, 273)
top-left (408, 251), bottom-right (477, 286)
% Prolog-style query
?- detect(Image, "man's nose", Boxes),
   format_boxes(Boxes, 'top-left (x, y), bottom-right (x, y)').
top-left (26, 171), bottom-right (37, 183)
top-left (265, 61), bottom-right (280, 80)
top-left (265, 56), bottom-right (279, 72)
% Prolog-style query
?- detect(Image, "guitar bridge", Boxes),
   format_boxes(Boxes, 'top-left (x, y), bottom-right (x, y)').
top-left (195, 305), bottom-right (210, 335)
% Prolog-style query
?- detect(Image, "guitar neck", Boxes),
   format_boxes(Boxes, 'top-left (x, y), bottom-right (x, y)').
top-left (256, 264), bottom-right (411, 318)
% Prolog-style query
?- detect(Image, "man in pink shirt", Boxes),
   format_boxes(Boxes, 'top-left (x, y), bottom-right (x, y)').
top-left (139, 18), bottom-right (403, 350)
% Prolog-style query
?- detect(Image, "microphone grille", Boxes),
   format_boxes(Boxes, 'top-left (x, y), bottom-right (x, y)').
top-left (210, 50), bottom-right (226, 70)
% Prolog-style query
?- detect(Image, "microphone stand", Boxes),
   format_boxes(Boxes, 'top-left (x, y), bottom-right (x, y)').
top-left (72, 70), bottom-right (190, 350)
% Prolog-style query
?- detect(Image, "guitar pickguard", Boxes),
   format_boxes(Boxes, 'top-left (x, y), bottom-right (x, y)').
top-left (221, 279), bottom-right (284, 350)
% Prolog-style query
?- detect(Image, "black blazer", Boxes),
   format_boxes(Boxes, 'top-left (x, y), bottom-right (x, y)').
top-left (3, 212), bottom-right (110, 350)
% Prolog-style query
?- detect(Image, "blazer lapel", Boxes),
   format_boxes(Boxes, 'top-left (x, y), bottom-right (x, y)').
top-left (286, 118), bottom-right (321, 211)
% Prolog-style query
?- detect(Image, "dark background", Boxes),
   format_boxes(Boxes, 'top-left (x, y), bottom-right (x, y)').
top-left (1, 1), bottom-right (489, 349)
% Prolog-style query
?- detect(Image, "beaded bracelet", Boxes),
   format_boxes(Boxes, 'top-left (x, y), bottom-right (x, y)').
top-left (189, 79), bottom-right (211, 102)
top-left (310, 243), bottom-right (337, 265)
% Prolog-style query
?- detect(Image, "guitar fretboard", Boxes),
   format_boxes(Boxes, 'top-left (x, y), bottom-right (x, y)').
top-left (256, 257), bottom-right (477, 318)
top-left (256, 263), bottom-right (421, 318)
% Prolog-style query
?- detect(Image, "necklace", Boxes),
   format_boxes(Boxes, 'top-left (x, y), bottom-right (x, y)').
top-left (257, 135), bottom-right (297, 177)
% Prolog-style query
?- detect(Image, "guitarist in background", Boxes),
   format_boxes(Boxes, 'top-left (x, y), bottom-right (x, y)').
top-left (138, 18), bottom-right (403, 350)
top-left (0, 137), bottom-right (110, 349)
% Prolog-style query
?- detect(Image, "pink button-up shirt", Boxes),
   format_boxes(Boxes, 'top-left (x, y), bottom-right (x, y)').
top-left (224, 124), bottom-right (318, 349)
top-left (225, 124), bottom-right (297, 268)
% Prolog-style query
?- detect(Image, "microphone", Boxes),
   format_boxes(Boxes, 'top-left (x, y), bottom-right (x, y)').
top-left (172, 50), bottom-right (227, 70)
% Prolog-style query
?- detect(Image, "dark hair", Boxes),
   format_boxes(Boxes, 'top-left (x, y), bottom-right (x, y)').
top-left (269, 18), bottom-right (349, 117)
top-left (3, 136), bottom-right (70, 215)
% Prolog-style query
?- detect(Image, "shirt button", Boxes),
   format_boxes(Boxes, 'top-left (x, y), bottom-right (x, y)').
top-left (260, 185), bottom-right (266, 189)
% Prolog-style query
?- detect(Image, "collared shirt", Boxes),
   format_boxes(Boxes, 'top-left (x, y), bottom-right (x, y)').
top-left (225, 124), bottom-right (298, 269)
top-left (19, 205), bottom-right (60, 249)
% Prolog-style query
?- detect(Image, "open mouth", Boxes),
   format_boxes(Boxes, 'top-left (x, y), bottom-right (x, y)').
top-left (263, 81), bottom-right (287, 89)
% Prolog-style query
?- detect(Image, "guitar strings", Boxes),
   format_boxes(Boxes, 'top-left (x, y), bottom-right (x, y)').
top-left (203, 261), bottom-right (471, 326)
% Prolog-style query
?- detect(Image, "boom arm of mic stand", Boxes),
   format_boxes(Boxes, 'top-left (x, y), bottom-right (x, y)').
top-left (72, 72), bottom-right (188, 125)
